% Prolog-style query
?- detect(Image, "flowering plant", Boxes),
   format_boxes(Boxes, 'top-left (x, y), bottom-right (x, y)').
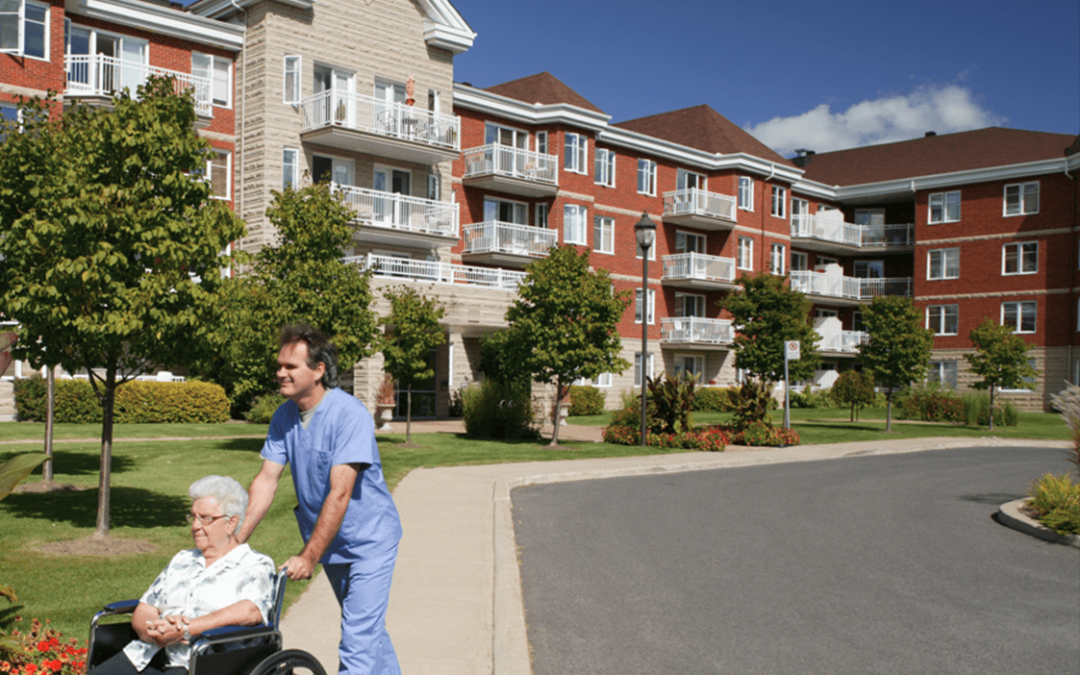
top-left (734, 421), bottom-right (801, 447)
top-left (601, 425), bottom-right (728, 452)
top-left (0, 619), bottom-right (88, 675)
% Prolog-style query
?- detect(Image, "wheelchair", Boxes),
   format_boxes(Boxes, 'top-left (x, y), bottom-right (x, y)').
top-left (86, 571), bottom-right (326, 675)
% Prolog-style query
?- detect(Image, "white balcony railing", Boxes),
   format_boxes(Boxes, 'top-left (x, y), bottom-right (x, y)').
top-left (790, 271), bottom-right (913, 300)
top-left (662, 188), bottom-right (738, 222)
top-left (332, 184), bottom-right (458, 238)
top-left (65, 55), bottom-right (212, 117)
top-left (661, 317), bottom-right (734, 345)
top-left (343, 253), bottom-right (526, 291)
top-left (817, 329), bottom-right (868, 353)
top-left (790, 214), bottom-right (914, 248)
top-left (301, 91), bottom-right (460, 151)
top-left (463, 144), bottom-right (558, 185)
top-left (662, 252), bottom-right (736, 283)
top-left (463, 221), bottom-right (557, 257)
top-left (858, 277), bottom-right (913, 299)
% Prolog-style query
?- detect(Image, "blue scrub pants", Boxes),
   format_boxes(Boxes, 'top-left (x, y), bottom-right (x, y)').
top-left (323, 546), bottom-right (401, 675)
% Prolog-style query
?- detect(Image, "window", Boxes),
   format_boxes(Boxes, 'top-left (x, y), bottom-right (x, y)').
top-left (564, 133), bottom-right (587, 173)
top-left (675, 231), bottom-right (705, 254)
top-left (771, 186), bottom-right (786, 218)
top-left (1002, 301), bottom-right (1037, 333)
top-left (484, 197), bottom-right (527, 225)
top-left (207, 149), bottom-right (231, 200)
top-left (674, 354), bottom-right (704, 379)
top-left (535, 131), bottom-right (548, 154)
top-left (427, 173), bottom-right (440, 201)
top-left (738, 176), bottom-right (753, 210)
top-left (635, 289), bottom-right (655, 324)
top-left (634, 352), bottom-right (654, 387)
top-left (852, 311), bottom-right (864, 332)
top-left (282, 148), bottom-right (298, 191)
top-left (637, 159), bottom-right (656, 196)
top-left (927, 248), bottom-right (960, 280)
top-left (926, 304), bottom-right (958, 335)
top-left (1002, 358), bottom-right (1038, 392)
top-left (593, 216), bottom-right (614, 254)
top-left (674, 293), bottom-right (705, 317)
top-left (1002, 241), bottom-right (1038, 275)
top-left (193, 53), bottom-right (232, 108)
top-left (677, 169), bottom-right (706, 191)
top-left (854, 208), bottom-right (885, 226)
top-left (574, 373), bottom-right (612, 388)
top-left (770, 243), bottom-right (786, 275)
top-left (536, 203), bottom-right (548, 229)
top-left (791, 198), bottom-right (809, 220)
top-left (485, 122), bottom-right (527, 148)
top-left (854, 260), bottom-right (884, 279)
top-left (563, 204), bottom-right (587, 245)
top-left (283, 55), bottom-right (301, 104)
top-left (595, 148), bottom-right (615, 187)
top-left (1004, 182), bottom-right (1039, 216)
top-left (928, 361), bottom-right (958, 389)
top-left (0, 0), bottom-right (47, 59)
top-left (817, 256), bottom-right (838, 268)
top-left (928, 191), bottom-right (961, 223)
top-left (738, 237), bottom-right (753, 270)
top-left (427, 89), bottom-right (440, 112)
top-left (790, 251), bottom-right (807, 272)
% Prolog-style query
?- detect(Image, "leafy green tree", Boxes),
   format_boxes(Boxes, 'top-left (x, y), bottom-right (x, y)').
top-left (201, 183), bottom-right (379, 411)
top-left (381, 287), bottom-right (446, 445)
top-left (832, 370), bottom-right (876, 421)
top-left (0, 80), bottom-right (245, 538)
top-left (720, 272), bottom-right (819, 425)
top-left (478, 329), bottom-right (531, 386)
top-left (505, 245), bottom-right (631, 446)
top-left (858, 296), bottom-right (934, 431)
top-left (964, 317), bottom-right (1039, 430)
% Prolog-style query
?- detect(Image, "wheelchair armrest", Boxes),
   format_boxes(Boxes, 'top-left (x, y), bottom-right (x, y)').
top-left (104, 600), bottom-right (139, 614)
top-left (200, 624), bottom-right (272, 641)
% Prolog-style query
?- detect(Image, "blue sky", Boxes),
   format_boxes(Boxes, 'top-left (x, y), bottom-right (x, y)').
top-left (450, 0), bottom-right (1079, 154)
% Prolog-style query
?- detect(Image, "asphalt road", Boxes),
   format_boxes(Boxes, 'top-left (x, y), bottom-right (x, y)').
top-left (512, 446), bottom-right (1080, 675)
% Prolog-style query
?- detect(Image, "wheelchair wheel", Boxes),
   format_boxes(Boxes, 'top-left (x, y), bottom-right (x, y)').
top-left (247, 649), bottom-right (327, 675)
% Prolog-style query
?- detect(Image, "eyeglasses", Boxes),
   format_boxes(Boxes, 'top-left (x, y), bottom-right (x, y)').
top-left (185, 513), bottom-right (230, 526)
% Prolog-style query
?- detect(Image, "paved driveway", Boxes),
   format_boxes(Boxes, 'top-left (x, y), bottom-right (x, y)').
top-left (513, 446), bottom-right (1080, 675)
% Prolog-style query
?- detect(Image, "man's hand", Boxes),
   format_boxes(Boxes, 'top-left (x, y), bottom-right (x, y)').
top-left (279, 555), bottom-right (317, 580)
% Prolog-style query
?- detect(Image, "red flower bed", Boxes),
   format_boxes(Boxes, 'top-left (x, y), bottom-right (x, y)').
top-left (1, 619), bottom-right (87, 675)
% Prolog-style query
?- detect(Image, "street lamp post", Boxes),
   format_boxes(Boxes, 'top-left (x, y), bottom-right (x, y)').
top-left (634, 211), bottom-right (657, 447)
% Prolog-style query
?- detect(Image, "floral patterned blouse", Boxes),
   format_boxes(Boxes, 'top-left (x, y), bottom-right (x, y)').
top-left (123, 543), bottom-right (275, 671)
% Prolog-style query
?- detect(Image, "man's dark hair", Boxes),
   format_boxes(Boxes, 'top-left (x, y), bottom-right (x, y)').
top-left (280, 324), bottom-right (339, 389)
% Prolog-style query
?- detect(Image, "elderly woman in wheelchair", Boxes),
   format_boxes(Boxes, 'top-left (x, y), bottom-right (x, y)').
top-left (87, 475), bottom-right (283, 675)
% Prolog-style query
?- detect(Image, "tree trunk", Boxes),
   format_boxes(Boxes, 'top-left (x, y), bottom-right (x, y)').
top-left (549, 385), bottom-right (564, 447)
top-left (43, 367), bottom-right (55, 485)
top-left (406, 386), bottom-right (413, 445)
top-left (94, 371), bottom-right (116, 540)
top-left (850, 403), bottom-right (855, 423)
top-left (885, 386), bottom-right (893, 433)
top-left (988, 384), bottom-right (995, 431)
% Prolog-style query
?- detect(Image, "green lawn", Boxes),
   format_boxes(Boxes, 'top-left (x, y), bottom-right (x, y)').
top-left (0, 422), bottom-right (268, 442)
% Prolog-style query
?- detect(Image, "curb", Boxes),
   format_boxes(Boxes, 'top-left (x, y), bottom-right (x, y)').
top-left (997, 498), bottom-right (1080, 549)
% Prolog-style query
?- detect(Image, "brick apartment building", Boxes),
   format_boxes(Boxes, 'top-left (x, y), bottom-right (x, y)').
top-left (2, 0), bottom-right (1077, 416)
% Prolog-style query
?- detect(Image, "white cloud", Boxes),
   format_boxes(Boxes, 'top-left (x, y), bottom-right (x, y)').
top-left (746, 85), bottom-right (1005, 156)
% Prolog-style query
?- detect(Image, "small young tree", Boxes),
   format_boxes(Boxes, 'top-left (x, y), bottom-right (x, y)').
top-left (858, 296), bottom-right (934, 432)
top-left (965, 317), bottom-right (1039, 430)
top-left (506, 245), bottom-right (631, 447)
top-left (832, 370), bottom-right (876, 422)
top-left (381, 287), bottom-right (446, 445)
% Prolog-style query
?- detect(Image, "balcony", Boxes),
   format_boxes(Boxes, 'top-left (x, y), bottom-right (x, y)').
top-left (462, 144), bottom-right (558, 197)
top-left (333, 184), bottom-right (458, 249)
top-left (65, 55), bottom-right (212, 118)
top-left (461, 221), bottom-right (557, 268)
top-left (816, 329), bottom-right (868, 355)
top-left (301, 92), bottom-right (460, 165)
top-left (344, 253), bottom-right (525, 291)
top-left (662, 188), bottom-right (737, 231)
top-left (790, 270), bottom-right (912, 305)
top-left (661, 253), bottom-right (737, 291)
top-left (790, 214), bottom-right (914, 253)
top-left (660, 317), bottom-right (734, 349)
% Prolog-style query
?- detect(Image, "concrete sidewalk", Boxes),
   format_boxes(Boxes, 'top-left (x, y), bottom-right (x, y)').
top-left (278, 435), bottom-right (1069, 675)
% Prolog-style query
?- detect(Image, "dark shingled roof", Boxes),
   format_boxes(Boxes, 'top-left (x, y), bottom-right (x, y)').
top-left (484, 72), bottom-right (604, 114)
top-left (800, 128), bottom-right (1078, 186)
top-left (614, 105), bottom-right (791, 165)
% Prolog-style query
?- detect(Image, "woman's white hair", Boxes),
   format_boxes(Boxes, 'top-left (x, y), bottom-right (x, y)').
top-left (189, 475), bottom-right (248, 529)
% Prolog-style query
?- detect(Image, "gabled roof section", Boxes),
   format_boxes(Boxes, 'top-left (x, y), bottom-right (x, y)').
top-left (484, 72), bottom-right (604, 115)
top-left (800, 128), bottom-right (1078, 186)
top-left (615, 105), bottom-right (792, 165)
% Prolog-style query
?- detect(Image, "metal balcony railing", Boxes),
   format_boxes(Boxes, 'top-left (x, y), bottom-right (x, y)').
top-left (301, 91), bottom-right (460, 151)
top-left (816, 329), bottom-right (868, 353)
top-left (462, 144), bottom-right (558, 185)
top-left (662, 252), bottom-right (736, 283)
top-left (790, 270), bottom-right (862, 300)
top-left (858, 277), bottom-right (913, 299)
top-left (662, 188), bottom-right (738, 222)
top-left (332, 184), bottom-right (459, 237)
top-left (462, 221), bottom-right (557, 257)
top-left (343, 254), bottom-right (526, 291)
top-left (660, 317), bottom-right (734, 345)
top-left (65, 54), bottom-right (213, 117)
top-left (790, 214), bottom-right (913, 247)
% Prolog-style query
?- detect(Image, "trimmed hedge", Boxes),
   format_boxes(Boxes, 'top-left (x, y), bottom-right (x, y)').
top-left (693, 387), bottom-right (735, 412)
top-left (568, 385), bottom-right (606, 416)
top-left (15, 378), bottom-right (230, 424)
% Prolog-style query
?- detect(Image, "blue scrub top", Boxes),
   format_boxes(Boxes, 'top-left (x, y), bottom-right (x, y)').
top-left (262, 388), bottom-right (402, 568)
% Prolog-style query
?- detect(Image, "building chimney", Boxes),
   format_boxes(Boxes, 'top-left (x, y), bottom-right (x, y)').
top-left (925, 131), bottom-right (937, 137)
top-left (792, 148), bottom-right (815, 168)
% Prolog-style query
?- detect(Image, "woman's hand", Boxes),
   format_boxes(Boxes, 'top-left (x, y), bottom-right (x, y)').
top-left (144, 616), bottom-right (187, 647)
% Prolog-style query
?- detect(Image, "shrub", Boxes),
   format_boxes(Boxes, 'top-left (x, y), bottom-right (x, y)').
top-left (736, 420), bottom-right (801, 447)
top-left (961, 391), bottom-right (1018, 427)
top-left (461, 379), bottom-right (539, 440)
top-left (898, 383), bottom-right (964, 423)
top-left (731, 379), bottom-right (774, 430)
top-left (568, 385), bottom-right (605, 416)
top-left (14, 379), bottom-right (231, 424)
top-left (1026, 473), bottom-right (1080, 535)
top-left (601, 424), bottom-right (728, 452)
top-left (693, 387), bottom-right (734, 412)
top-left (789, 387), bottom-right (833, 409)
top-left (245, 393), bottom-right (287, 424)
top-left (13, 374), bottom-right (46, 422)
top-left (447, 388), bottom-right (464, 418)
top-left (647, 372), bottom-right (697, 434)
top-left (832, 370), bottom-right (876, 421)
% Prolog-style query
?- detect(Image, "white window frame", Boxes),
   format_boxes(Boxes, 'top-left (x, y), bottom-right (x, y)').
top-left (1002, 241), bottom-right (1038, 276)
top-left (769, 243), bottom-right (786, 275)
top-left (854, 208), bottom-right (885, 226)
top-left (483, 196), bottom-right (527, 225)
top-left (574, 372), bottom-right (612, 388)
top-left (675, 231), bottom-right (705, 254)
top-left (206, 148), bottom-right (231, 200)
top-left (282, 147), bottom-right (298, 191)
top-left (771, 186), bottom-right (786, 218)
top-left (485, 121), bottom-right (529, 148)
top-left (427, 173), bottom-right (440, 201)
top-left (593, 215), bottom-right (614, 255)
top-left (677, 168), bottom-right (706, 191)
top-left (564, 133), bottom-right (587, 174)
top-left (634, 352), bottom-right (654, 386)
top-left (637, 159), bottom-right (656, 196)
top-left (1004, 182), bottom-right (1039, 216)
top-left (790, 251), bottom-right (807, 272)
top-left (738, 176), bottom-right (753, 211)
top-left (926, 304), bottom-right (958, 336)
top-left (674, 292), bottom-right (706, 318)
top-left (595, 148), bottom-right (616, 187)
top-left (928, 191), bottom-right (961, 224)
top-left (563, 204), bottom-right (587, 245)
top-left (283, 55), bottom-right (302, 105)
top-left (1001, 358), bottom-right (1038, 392)
top-left (1001, 300), bottom-right (1037, 334)
top-left (737, 236), bottom-right (754, 271)
top-left (0, 0), bottom-right (48, 60)
top-left (635, 288), bottom-right (656, 325)
top-left (927, 248), bottom-right (960, 280)
top-left (674, 353), bottom-right (705, 380)
top-left (535, 203), bottom-right (549, 229)
top-left (928, 360), bottom-right (958, 389)
top-left (535, 131), bottom-right (548, 154)
top-left (194, 52), bottom-right (233, 108)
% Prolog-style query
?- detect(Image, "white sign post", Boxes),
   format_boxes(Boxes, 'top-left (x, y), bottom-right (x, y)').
top-left (784, 340), bottom-right (800, 430)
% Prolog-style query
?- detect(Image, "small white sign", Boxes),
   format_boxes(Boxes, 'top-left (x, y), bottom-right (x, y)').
top-left (785, 340), bottom-right (801, 361)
